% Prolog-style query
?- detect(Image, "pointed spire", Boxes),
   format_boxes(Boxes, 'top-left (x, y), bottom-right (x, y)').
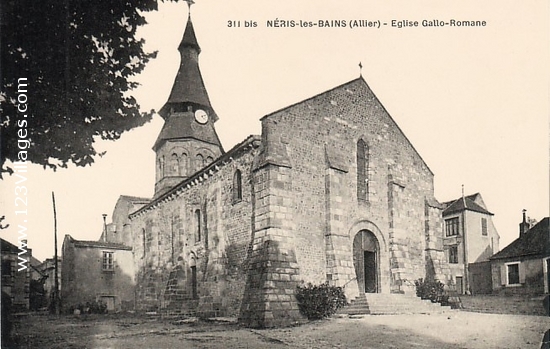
top-left (159, 10), bottom-right (217, 121)
top-left (179, 13), bottom-right (201, 54)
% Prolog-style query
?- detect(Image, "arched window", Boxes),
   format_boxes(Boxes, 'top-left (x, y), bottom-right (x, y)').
top-left (180, 153), bottom-right (188, 177)
top-left (195, 209), bottom-right (201, 242)
top-left (233, 169), bottom-right (242, 203)
top-left (206, 156), bottom-right (214, 165)
top-left (357, 139), bottom-right (369, 202)
top-left (142, 228), bottom-right (146, 258)
top-left (195, 154), bottom-right (204, 172)
top-left (171, 153), bottom-right (179, 176)
top-left (158, 156), bottom-right (165, 177)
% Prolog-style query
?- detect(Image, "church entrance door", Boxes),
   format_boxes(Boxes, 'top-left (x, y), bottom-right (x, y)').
top-left (353, 230), bottom-right (379, 293)
top-left (364, 251), bottom-right (377, 293)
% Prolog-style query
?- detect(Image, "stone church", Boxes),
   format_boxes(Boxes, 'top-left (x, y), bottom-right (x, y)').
top-left (102, 13), bottom-right (452, 327)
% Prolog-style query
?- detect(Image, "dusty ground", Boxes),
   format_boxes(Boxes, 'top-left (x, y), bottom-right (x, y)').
top-left (7, 310), bottom-right (550, 349)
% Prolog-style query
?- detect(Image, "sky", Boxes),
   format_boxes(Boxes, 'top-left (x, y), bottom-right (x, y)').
top-left (1, 0), bottom-right (548, 261)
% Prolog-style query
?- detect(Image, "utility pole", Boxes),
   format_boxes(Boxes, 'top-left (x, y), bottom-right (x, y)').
top-left (52, 192), bottom-right (60, 315)
top-left (461, 185), bottom-right (469, 295)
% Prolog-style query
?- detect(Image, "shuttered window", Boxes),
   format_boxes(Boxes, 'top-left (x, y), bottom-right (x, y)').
top-left (481, 218), bottom-right (488, 236)
top-left (102, 252), bottom-right (114, 271)
top-left (506, 263), bottom-right (520, 285)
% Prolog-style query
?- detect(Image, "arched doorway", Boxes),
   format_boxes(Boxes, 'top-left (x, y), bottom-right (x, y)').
top-left (353, 230), bottom-right (380, 293)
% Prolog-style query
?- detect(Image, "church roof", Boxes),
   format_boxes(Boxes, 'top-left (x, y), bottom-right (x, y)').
top-left (490, 217), bottom-right (549, 260)
top-left (153, 110), bottom-right (223, 150)
top-left (442, 194), bottom-right (493, 216)
top-left (159, 16), bottom-right (218, 121)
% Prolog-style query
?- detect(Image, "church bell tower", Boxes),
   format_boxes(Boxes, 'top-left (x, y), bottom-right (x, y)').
top-left (153, 9), bottom-right (224, 198)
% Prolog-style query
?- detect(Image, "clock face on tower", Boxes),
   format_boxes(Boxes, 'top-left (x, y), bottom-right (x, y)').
top-left (194, 109), bottom-right (208, 124)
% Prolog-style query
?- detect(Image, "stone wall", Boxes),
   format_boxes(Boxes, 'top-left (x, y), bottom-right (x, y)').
top-left (253, 78), bottom-right (446, 299)
top-left (126, 78), bottom-right (451, 326)
top-left (491, 257), bottom-right (546, 295)
top-left (130, 137), bottom-right (260, 317)
top-left (1, 240), bottom-right (31, 311)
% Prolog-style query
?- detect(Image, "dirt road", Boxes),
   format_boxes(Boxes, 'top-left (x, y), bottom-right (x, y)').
top-left (8, 311), bottom-right (550, 349)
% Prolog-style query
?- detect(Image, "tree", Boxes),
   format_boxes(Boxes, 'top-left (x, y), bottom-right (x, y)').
top-left (0, 0), bottom-right (161, 176)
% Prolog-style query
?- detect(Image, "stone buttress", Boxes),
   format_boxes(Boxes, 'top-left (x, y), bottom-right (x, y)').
top-left (239, 120), bottom-right (306, 328)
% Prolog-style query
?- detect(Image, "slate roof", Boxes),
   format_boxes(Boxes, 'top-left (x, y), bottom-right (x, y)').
top-left (66, 235), bottom-right (132, 251)
top-left (441, 193), bottom-right (480, 208)
top-left (490, 217), bottom-right (550, 260)
top-left (153, 110), bottom-right (223, 150)
top-left (159, 16), bottom-right (218, 121)
top-left (1, 239), bottom-right (42, 265)
top-left (442, 195), bottom-right (493, 216)
top-left (179, 15), bottom-right (201, 53)
top-left (1, 238), bottom-right (19, 253)
top-left (119, 195), bottom-right (150, 204)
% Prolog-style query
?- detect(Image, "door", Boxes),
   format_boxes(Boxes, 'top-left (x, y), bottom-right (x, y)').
top-left (456, 276), bottom-right (463, 294)
top-left (364, 251), bottom-right (377, 293)
top-left (353, 230), bottom-right (380, 293)
top-left (100, 296), bottom-right (115, 311)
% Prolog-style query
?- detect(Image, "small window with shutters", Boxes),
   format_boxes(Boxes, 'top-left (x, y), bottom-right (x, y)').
top-left (102, 251), bottom-right (114, 272)
top-left (504, 262), bottom-right (524, 286)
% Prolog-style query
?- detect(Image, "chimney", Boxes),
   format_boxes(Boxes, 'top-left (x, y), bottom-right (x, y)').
top-left (519, 209), bottom-right (531, 237)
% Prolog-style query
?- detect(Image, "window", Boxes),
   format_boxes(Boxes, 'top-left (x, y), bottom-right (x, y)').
top-left (171, 153), bottom-right (179, 176)
top-left (158, 156), bottom-right (165, 177)
top-left (144, 224), bottom-right (153, 253)
top-left (507, 263), bottom-right (520, 285)
top-left (233, 170), bottom-right (242, 203)
top-left (445, 217), bottom-right (460, 237)
top-left (102, 252), bottom-right (114, 271)
top-left (357, 139), bottom-right (369, 202)
top-left (142, 228), bottom-right (146, 258)
top-left (195, 209), bottom-right (201, 242)
top-left (448, 246), bottom-right (459, 264)
top-left (481, 218), bottom-right (488, 236)
top-left (195, 154), bottom-right (204, 172)
top-left (180, 153), bottom-right (188, 176)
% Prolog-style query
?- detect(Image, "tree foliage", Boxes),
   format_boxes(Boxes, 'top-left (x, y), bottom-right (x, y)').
top-left (0, 0), bottom-right (161, 175)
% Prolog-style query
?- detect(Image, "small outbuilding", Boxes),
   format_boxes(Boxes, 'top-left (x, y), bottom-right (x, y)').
top-left (490, 214), bottom-right (549, 295)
